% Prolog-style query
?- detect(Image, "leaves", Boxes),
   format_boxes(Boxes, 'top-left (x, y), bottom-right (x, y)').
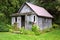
top-left (0, 0), bottom-right (26, 24)
top-left (0, 0), bottom-right (60, 25)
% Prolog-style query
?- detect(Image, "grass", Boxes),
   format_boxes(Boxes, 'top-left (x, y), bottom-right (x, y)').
top-left (0, 29), bottom-right (60, 40)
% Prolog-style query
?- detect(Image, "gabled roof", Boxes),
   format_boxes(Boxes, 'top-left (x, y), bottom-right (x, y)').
top-left (12, 2), bottom-right (53, 18)
top-left (25, 2), bottom-right (53, 18)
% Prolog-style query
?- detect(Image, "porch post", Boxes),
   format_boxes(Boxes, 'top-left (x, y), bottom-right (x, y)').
top-left (17, 17), bottom-right (21, 28)
top-left (25, 15), bottom-right (27, 29)
top-left (11, 17), bottom-right (15, 25)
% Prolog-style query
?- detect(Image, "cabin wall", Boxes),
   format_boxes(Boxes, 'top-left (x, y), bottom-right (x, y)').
top-left (18, 4), bottom-right (39, 30)
top-left (47, 19), bottom-right (52, 28)
top-left (11, 17), bottom-right (21, 28)
top-left (38, 17), bottom-right (52, 30)
top-left (42, 18), bottom-right (52, 29)
top-left (38, 17), bottom-right (43, 30)
top-left (25, 15), bottom-right (34, 30)
top-left (25, 14), bottom-right (38, 30)
top-left (20, 5), bottom-right (32, 13)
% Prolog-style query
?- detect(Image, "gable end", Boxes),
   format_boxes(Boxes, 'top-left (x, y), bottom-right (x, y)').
top-left (18, 3), bottom-right (34, 13)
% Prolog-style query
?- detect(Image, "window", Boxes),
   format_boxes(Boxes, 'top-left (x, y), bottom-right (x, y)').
top-left (15, 17), bottom-right (17, 22)
top-left (34, 16), bottom-right (35, 21)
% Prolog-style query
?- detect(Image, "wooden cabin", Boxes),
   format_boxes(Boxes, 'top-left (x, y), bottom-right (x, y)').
top-left (11, 2), bottom-right (53, 30)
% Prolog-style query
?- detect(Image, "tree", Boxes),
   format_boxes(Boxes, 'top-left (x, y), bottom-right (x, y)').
top-left (31, 0), bottom-right (60, 24)
top-left (0, 0), bottom-right (60, 25)
top-left (0, 0), bottom-right (26, 24)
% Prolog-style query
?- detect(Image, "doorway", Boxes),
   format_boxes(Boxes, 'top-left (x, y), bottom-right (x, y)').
top-left (21, 15), bottom-right (25, 27)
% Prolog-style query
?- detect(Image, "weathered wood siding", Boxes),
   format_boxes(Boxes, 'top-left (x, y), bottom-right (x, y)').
top-left (25, 15), bottom-right (32, 30)
top-left (19, 4), bottom-right (36, 30)
top-left (11, 17), bottom-right (15, 25)
top-left (25, 15), bottom-right (34, 30)
top-left (20, 5), bottom-right (32, 13)
top-left (47, 19), bottom-right (52, 28)
top-left (25, 14), bottom-right (38, 30)
top-left (38, 17), bottom-right (43, 30)
top-left (42, 18), bottom-right (52, 29)
top-left (38, 17), bottom-right (52, 30)
top-left (17, 17), bottom-right (21, 28)
top-left (11, 17), bottom-right (21, 28)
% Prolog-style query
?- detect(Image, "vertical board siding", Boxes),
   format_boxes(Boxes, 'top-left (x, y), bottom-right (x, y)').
top-left (12, 17), bottom-right (15, 25)
top-left (42, 18), bottom-right (47, 29)
top-left (35, 15), bottom-right (38, 25)
top-left (48, 19), bottom-right (52, 28)
top-left (25, 15), bottom-right (32, 30)
top-left (17, 17), bottom-right (21, 28)
top-left (43, 18), bottom-right (52, 29)
top-left (20, 5), bottom-right (32, 13)
top-left (29, 15), bottom-right (34, 22)
top-left (38, 17), bottom-right (52, 30)
top-left (25, 14), bottom-right (38, 30)
top-left (38, 17), bottom-right (43, 30)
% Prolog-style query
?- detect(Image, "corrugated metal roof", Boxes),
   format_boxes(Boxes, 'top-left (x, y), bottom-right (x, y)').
top-left (26, 2), bottom-right (53, 18)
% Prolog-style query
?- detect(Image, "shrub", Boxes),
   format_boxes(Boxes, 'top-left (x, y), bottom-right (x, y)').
top-left (41, 28), bottom-right (51, 33)
top-left (32, 24), bottom-right (40, 35)
top-left (9, 29), bottom-right (14, 32)
top-left (19, 27), bottom-right (35, 35)
top-left (52, 24), bottom-right (59, 29)
top-left (0, 13), bottom-right (10, 32)
top-left (9, 22), bottom-right (20, 33)
top-left (32, 24), bottom-right (39, 32)
top-left (13, 22), bottom-right (19, 31)
top-left (8, 25), bottom-right (14, 32)
top-left (23, 30), bottom-right (35, 35)
top-left (0, 24), bottom-right (9, 32)
top-left (19, 27), bottom-right (25, 34)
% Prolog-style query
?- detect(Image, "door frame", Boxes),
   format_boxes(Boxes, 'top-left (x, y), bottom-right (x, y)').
top-left (21, 15), bottom-right (25, 28)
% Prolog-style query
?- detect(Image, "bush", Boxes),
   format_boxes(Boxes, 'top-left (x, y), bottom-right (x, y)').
top-left (13, 22), bottom-right (20, 31)
top-left (23, 30), bottom-right (35, 35)
top-left (19, 27), bottom-right (35, 35)
top-left (19, 27), bottom-right (24, 34)
top-left (41, 28), bottom-right (51, 33)
top-left (9, 29), bottom-right (14, 32)
top-left (9, 22), bottom-right (20, 33)
top-left (8, 25), bottom-right (14, 32)
top-left (32, 24), bottom-right (40, 35)
top-left (52, 24), bottom-right (59, 29)
top-left (0, 24), bottom-right (9, 32)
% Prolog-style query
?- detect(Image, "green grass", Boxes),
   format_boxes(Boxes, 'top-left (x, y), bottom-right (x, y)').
top-left (0, 29), bottom-right (60, 40)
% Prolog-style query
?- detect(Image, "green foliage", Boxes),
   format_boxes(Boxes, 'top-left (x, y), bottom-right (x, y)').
top-left (52, 23), bottom-right (59, 29)
top-left (0, 0), bottom-right (60, 28)
top-left (33, 0), bottom-right (60, 24)
top-left (9, 22), bottom-right (20, 33)
top-left (41, 28), bottom-right (52, 33)
top-left (32, 24), bottom-right (40, 35)
top-left (0, 24), bottom-right (9, 32)
top-left (19, 27), bottom-right (24, 34)
top-left (0, 13), bottom-right (8, 24)
top-left (0, 0), bottom-right (60, 33)
top-left (0, 0), bottom-right (26, 25)
top-left (41, 23), bottom-right (60, 33)
top-left (19, 27), bottom-right (35, 35)
top-left (13, 22), bottom-right (19, 31)
top-left (7, 24), bottom-right (14, 32)
top-left (0, 29), bottom-right (60, 40)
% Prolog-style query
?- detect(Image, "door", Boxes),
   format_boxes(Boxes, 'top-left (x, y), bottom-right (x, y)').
top-left (21, 15), bottom-right (25, 27)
